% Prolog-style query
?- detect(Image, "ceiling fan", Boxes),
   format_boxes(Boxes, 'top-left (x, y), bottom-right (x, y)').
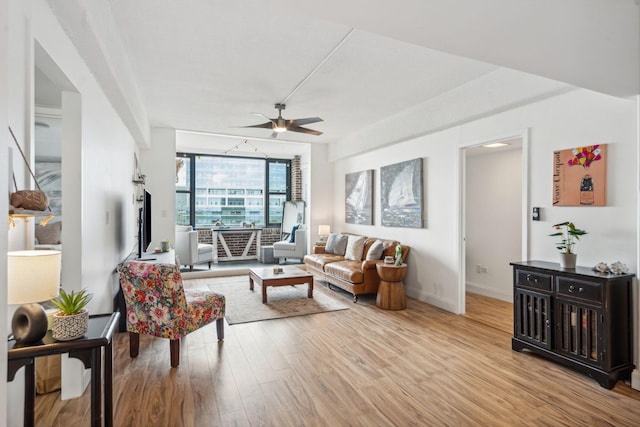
top-left (243, 103), bottom-right (323, 137)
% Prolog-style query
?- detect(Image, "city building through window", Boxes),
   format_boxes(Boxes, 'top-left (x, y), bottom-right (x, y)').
top-left (176, 153), bottom-right (291, 228)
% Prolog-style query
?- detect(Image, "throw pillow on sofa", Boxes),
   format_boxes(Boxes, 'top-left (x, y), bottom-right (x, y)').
top-left (365, 239), bottom-right (385, 260)
top-left (345, 235), bottom-right (366, 261)
top-left (324, 233), bottom-right (338, 254)
top-left (333, 234), bottom-right (349, 256)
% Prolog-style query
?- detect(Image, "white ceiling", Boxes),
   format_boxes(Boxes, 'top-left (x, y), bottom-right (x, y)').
top-left (42, 0), bottom-right (639, 151)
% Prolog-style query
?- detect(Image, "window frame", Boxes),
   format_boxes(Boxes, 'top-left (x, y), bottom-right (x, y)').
top-left (176, 152), bottom-right (291, 228)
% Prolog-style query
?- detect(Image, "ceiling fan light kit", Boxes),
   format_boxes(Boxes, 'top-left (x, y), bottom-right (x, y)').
top-left (243, 103), bottom-right (323, 137)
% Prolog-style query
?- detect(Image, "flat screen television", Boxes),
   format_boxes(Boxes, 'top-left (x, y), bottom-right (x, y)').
top-left (137, 190), bottom-right (152, 259)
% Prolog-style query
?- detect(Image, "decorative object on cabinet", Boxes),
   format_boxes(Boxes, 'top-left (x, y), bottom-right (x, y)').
top-left (345, 170), bottom-right (373, 225)
top-left (549, 221), bottom-right (587, 269)
top-left (51, 288), bottom-right (92, 341)
top-left (381, 158), bottom-right (424, 228)
top-left (511, 260), bottom-right (634, 389)
top-left (8, 126), bottom-right (54, 227)
top-left (8, 250), bottom-right (61, 343)
top-left (552, 144), bottom-right (606, 206)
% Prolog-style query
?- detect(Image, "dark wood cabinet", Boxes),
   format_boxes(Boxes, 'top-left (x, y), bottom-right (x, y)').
top-left (511, 261), bottom-right (634, 389)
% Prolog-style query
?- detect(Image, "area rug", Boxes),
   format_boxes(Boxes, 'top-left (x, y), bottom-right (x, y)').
top-left (183, 275), bottom-right (350, 324)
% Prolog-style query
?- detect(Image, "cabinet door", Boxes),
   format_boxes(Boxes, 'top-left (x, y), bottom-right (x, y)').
top-left (555, 299), bottom-right (602, 365)
top-left (514, 288), bottom-right (552, 349)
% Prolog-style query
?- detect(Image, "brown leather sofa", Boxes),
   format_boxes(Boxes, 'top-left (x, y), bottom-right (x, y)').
top-left (304, 235), bottom-right (410, 302)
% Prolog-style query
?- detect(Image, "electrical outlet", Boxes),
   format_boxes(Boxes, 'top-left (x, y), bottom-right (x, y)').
top-left (476, 264), bottom-right (482, 273)
top-left (481, 265), bottom-right (489, 273)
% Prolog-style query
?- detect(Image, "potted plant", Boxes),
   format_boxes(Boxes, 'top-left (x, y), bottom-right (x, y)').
top-left (549, 221), bottom-right (587, 269)
top-left (51, 288), bottom-right (92, 341)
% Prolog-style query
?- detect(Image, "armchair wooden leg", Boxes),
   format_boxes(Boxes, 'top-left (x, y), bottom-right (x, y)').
top-left (216, 318), bottom-right (224, 341)
top-left (189, 265), bottom-right (194, 272)
top-left (208, 261), bottom-right (212, 269)
top-left (129, 332), bottom-right (140, 358)
top-left (170, 339), bottom-right (180, 368)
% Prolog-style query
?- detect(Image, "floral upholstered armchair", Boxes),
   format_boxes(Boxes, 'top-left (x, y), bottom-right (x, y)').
top-left (117, 261), bottom-right (225, 367)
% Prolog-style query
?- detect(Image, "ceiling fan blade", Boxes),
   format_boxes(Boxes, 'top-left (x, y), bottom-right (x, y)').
top-left (250, 112), bottom-right (275, 123)
top-left (289, 117), bottom-right (323, 127)
top-left (287, 126), bottom-right (323, 136)
top-left (241, 122), bottom-right (275, 130)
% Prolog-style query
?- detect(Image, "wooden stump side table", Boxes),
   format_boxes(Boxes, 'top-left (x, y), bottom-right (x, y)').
top-left (376, 263), bottom-right (407, 310)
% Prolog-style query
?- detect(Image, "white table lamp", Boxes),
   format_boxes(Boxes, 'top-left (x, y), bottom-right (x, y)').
top-left (318, 225), bottom-right (331, 242)
top-left (8, 250), bottom-right (61, 343)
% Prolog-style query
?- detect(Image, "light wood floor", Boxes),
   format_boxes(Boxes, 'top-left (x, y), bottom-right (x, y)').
top-left (35, 285), bottom-right (640, 426)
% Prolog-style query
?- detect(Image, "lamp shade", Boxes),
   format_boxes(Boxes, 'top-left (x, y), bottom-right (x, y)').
top-left (318, 225), bottom-right (331, 236)
top-left (8, 250), bottom-right (61, 304)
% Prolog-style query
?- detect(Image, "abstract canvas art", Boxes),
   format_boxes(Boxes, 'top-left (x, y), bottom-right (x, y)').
top-left (345, 170), bottom-right (373, 225)
top-left (381, 158), bottom-right (423, 228)
top-left (553, 144), bottom-right (607, 206)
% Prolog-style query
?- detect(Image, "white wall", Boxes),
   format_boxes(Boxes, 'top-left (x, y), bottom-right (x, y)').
top-left (330, 88), bottom-right (638, 376)
top-left (142, 127), bottom-right (177, 248)
top-left (307, 144), bottom-right (334, 245)
top-left (0, 0), bottom-right (10, 421)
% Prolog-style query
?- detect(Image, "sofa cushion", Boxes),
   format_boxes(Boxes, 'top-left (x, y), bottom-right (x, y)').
top-left (365, 240), bottom-right (385, 260)
top-left (304, 253), bottom-right (345, 270)
top-left (273, 241), bottom-right (296, 253)
top-left (324, 260), bottom-right (364, 284)
top-left (197, 243), bottom-right (213, 255)
top-left (345, 235), bottom-right (366, 261)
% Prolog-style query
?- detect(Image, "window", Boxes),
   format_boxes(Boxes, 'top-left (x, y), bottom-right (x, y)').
top-left (176, 154), bottom-right (291, 228)
top-left (268, 161), bottom-right (289, 225)
top-left (175, 156), bottom-right (191, 225)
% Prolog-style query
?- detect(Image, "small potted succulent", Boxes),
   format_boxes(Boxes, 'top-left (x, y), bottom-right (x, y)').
top-left (549, 221), bottom-right (587, 269)
top-left (51, 288), bottom-right (92, 341)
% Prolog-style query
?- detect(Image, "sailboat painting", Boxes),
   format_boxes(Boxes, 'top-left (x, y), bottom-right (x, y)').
top-left (345, 170), bottom-right (373, 224)
top-left (381, 158), bottom-right (424, 228)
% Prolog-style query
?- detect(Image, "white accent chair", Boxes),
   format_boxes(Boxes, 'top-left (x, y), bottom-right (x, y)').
top-left (273, 226), bottom-right (307, 263)
top-left (174, 225), bottom-right (214, 271)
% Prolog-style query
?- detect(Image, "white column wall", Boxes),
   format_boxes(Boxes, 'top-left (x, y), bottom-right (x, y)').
top-left (141, 127), bottom-right (177, 248)
top-left (0, 0), bottom-right (9, 422)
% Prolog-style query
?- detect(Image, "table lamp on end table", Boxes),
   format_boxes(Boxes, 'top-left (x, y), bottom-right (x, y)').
top-left (8, 250), bottom-right (61, 343)
top-left (318, 225), bottom-right (331, 243)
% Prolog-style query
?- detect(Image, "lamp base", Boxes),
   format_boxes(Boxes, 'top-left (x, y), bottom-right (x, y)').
top-left (12, 303), bottom-right (48, 343)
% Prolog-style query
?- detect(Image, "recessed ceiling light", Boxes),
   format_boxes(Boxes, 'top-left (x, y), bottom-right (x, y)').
top-left (483, 142), bottom-right (510, 148)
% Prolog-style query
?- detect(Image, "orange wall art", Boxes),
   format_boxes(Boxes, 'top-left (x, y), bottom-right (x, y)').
top-left (553, 144), bottom-right (607, 206)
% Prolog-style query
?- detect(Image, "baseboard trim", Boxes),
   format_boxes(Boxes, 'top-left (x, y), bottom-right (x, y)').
top-left (631, 369), bottom-right (640, 391)
top-left (406, 286), bottom-right (457, 313)
top-left (466, 281), bottom-right (512, 302)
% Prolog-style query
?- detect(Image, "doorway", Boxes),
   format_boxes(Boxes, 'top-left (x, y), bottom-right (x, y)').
top-left (459, 132), bottom-right (528, 326)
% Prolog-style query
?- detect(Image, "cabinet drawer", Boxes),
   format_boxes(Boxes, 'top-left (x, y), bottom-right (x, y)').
top-left (515, 269), bottom-right (552, 291)
top-left (556, 277), bottom-right (602, 303)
